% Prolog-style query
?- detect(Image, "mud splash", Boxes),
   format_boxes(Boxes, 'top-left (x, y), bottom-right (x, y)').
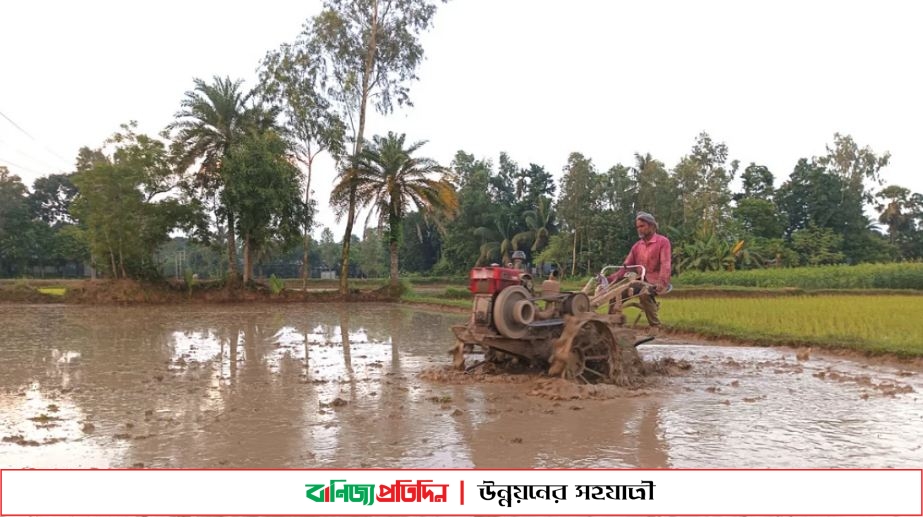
top-left (422, 341), bottom-right (693, 399)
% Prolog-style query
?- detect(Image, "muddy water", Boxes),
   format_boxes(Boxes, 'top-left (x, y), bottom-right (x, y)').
top-left (1, 304), bottom-right (921, 469)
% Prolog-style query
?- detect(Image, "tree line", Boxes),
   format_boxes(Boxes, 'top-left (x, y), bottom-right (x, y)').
top-left (2, 0), bottom-right (922, 288)
top-left (420, 132), bottom-right (923, 278)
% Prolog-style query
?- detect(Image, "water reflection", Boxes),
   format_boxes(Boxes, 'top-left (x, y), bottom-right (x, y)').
top-left (448, 390), bottom-right (670, 469)
top-left (0, 304), bottom-right (921, 469)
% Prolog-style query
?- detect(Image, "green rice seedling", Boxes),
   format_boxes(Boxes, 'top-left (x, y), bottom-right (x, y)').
top-left (661, 295), bottom-right (923, 356)
top-left (675, 263), bottom-right (923, 290)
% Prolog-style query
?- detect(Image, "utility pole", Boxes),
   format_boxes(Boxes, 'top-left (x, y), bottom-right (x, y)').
top-left (175, 250), bottom-right (186, 280)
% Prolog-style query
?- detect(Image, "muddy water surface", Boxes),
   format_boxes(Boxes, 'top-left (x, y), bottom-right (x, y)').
top-left (1, 304), bottom-right (921, 469)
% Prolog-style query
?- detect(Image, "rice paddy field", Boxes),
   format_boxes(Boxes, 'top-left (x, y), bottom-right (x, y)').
top-left (652, 295), bottom-right (923, 356)
top-left (674, 262), bottom-right (923, 290)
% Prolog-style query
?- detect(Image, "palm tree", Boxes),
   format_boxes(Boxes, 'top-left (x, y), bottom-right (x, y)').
top-left (511, 197), bottom-right (556, 275)
top-left (875, 185), bottom-right (922, 248)
top-left (513, 196), bottom-right (555, 253)
top-left (475, 217), bottom-right (517, 267)
top-left (331, 132), bottom-right (457, 294)
top-left (168, 76), bottom-right (256, 283)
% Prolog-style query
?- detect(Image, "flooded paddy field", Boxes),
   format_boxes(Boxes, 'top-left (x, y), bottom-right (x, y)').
top-left (1, 304), bottom-right (920, 469)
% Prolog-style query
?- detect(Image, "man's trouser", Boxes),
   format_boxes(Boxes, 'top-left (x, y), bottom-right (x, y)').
top-left (607, 281), bottom-right (661, 327)
top-left (639, 292), bottom-right (660, 327)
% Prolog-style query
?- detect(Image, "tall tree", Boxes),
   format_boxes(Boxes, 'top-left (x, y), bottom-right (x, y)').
top-left (259, 41), bottom-right (346, 288)
top-left (733, 198), bottom-right (784, 239)
top-left (875, 185), bottom-right (923, 258)
top-left (733, 163), bottom-right (783, 240)
top-left (776, 136), bottom-right (891, 263)
top-left (0, 167), bottom-right (33, 275)
top-left (817, 133), bottom-right (890, 207)
top-left (876, 185), bottom-right (913, 243)
top-left (72, 125), bottom-right (197, 279)
top-left (29, 173), bottom-right (78, 225)
top-left (304, 0), bottom-right (444, 294)
top-left (169, 76), bottom-right (257, 283)
top-left (739, 163), bottom-right (775, 199)
top-left (557, 153), bottom-right (600, 275)
top-left (816, 133), bottom-right (891, 262)
top-left (398, 211), bottom-right (442, 273)
top-left (519, 163), bottom-right (556, 209)
top-left (0, 170), bottom-right (85, 278)
top-left (775, 159), bottom-right (843, 238)
top-left (222, 130), bottom-right (308, 284)
top-left (75, 148), bottom-right (108, 173)
top-left (600, 163), bottom-right (637, 253)
top-left (491, 152), bottom-right (517, 206)
top-left (355, 226), bottom-right (388, 277)
top-left (331, 132), bottom-right (456, 293)
top-left (674, 132), bottom-right (735, 234)
top-left (632, 152), bottom-right (678, 231)
top-left (438, 151), bottom-right (495, 272)
top-left (318, 227), bottom-right (340, 270)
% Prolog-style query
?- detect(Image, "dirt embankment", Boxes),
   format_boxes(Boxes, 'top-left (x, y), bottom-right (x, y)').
top-left (0, 279), bottom-right (397, 305)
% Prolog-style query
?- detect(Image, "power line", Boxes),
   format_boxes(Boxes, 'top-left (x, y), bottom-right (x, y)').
top-left (0, 156), bottom-right (46, 177)
top-left (0, 142), bottom-right (68, 174)
top-left (0, 110), bottom-right (36, 140)
top-left (0, 109), bottom-right (73, 167)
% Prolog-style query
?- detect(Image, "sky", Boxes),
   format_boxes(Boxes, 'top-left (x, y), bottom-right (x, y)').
top-left (2, 0), bottom-right (922, 238)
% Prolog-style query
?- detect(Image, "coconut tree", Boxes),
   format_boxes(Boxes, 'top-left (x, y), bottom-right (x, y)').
top-left (875, 185), bottom-right (923, 254)
top-left (511, 196), bottom-right (556, 274)
top-left (475, 217), bottom-right (517, 267)
top-left (168, 76), bottom-right (256, 283)
top-left (513, 196), bottom-right (555, 253)
top-left (331, 132), bottom-right (456, 294)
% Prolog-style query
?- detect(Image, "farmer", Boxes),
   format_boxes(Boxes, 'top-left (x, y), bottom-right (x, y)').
top-left (608, 211), bottom-right (672, 329)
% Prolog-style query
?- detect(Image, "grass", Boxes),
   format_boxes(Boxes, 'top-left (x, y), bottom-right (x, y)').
top-left (401, 292), bottom-right (471, 309)
top-left (36, 287), bottom-right (67, 296)
top-left (660, 295), bottom-right (923, 356)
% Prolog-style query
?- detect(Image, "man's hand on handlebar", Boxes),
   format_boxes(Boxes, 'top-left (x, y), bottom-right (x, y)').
top-left (650, 282), bottom-right (669, 295)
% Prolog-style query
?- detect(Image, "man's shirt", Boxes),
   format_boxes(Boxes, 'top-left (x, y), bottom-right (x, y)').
top-left (616, 233), bottom-right (672, 289)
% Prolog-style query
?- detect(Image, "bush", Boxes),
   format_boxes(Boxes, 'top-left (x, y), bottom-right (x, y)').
top-left (377, 278), bottom-right (414, 297)
top-left (268, 274), bottom-right (285, 295)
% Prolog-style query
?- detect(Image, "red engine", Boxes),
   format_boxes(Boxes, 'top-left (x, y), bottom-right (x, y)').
top-left (469, 266), bottom-right (521, 294)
